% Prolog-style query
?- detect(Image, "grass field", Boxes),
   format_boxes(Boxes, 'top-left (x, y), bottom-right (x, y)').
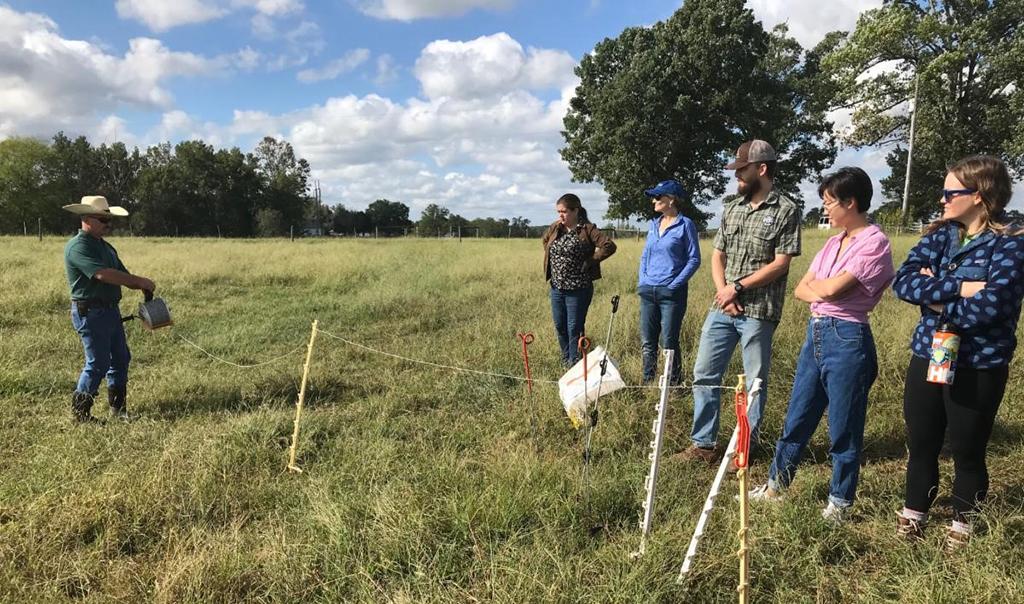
top-left (2, 230), bottom-right (1023, 603)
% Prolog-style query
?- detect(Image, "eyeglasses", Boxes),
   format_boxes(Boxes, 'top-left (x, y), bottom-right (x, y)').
top-left (89, 216), bottom-right (112, 224)
top-left (941, 189), bottom-right (976, 204)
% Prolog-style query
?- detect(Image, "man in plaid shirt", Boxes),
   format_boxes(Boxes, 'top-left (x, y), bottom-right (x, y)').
top-left (677, 140), bottom-right (801, 466)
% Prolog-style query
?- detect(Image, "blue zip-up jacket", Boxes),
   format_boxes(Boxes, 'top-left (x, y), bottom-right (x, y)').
top-left (892, 222), bottom-right (1024, 369)
top-left (638, 215), bottom-right (701, 290)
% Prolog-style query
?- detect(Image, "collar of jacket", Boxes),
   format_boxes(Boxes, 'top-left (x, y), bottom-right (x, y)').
top-left (942, 222), bottom-right (996, 260)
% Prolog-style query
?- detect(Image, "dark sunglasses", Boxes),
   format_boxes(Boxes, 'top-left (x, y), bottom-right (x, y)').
top-left (89, 215), bottom-right (113, 224)
top-left (941, 188), bottom-right (976, 204)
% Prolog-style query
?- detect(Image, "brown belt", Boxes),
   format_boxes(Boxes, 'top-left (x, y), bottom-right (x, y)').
top-left (73, 299), bottom-right (117, 314)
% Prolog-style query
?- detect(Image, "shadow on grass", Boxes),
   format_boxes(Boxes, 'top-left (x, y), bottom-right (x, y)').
top-left (147, 375), bottom-right (387, 420)
top-left (794, 417), bottom-right (1024, 471)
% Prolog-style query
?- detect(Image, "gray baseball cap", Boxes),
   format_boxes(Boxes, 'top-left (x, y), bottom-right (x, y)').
top-left (725, 139), bottom-right (777, 170)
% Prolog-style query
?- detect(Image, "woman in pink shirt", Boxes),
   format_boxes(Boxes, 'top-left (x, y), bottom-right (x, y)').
top-left (748, 167), bottom-right (894, 523)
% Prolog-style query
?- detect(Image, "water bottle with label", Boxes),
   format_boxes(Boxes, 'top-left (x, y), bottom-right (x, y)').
top-left (926, 320), bottom-right (960, 385)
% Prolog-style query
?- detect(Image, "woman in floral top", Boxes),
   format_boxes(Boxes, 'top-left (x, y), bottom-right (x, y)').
top-left (542, 194), bottom-right (617, 366)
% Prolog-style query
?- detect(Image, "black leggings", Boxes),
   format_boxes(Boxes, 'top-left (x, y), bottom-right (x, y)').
top-left (903, 355), bottom-right (1008, 521)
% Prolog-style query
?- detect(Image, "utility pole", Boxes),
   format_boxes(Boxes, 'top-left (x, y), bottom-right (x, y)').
top-left (901, 72), bottom-right (920, 227)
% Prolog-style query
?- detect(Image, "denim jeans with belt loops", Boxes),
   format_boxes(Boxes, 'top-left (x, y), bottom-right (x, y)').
top-left (768, 316), bottom-right (878, 508)
top-left (691, 310), bottom-right (776, 448)
top-left (550, 286), bottom-right (593, 366)
top-left (638, 284), bottom-right (687, 383)
top-left (71, 303), bottom-right (131, 395)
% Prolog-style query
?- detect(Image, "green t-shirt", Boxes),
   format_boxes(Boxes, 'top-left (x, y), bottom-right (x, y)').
top-left (64, 230), bottom-right (128, 303)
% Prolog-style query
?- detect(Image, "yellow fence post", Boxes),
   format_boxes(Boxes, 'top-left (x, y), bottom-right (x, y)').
top-left (287, 319), bottom-right (319, 473)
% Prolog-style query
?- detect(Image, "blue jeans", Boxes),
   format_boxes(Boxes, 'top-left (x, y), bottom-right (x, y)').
top-left (768, 317), bottom-right (877, 507)
top-left (638, 284), bottom-right (687, 382)
top-left (71, 303), bottom-right (131, 395)
top-left (691, 310), bottom-right (776, 448)
top-left (550, 286), bottom-right (593, 366)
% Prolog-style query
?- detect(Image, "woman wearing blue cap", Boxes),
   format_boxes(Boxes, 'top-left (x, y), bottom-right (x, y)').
top-left (638, 180), bottom-right (701, 383)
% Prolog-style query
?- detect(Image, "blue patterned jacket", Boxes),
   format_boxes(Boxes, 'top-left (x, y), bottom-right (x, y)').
top-left (892, 223), bottom-right (1024, 369)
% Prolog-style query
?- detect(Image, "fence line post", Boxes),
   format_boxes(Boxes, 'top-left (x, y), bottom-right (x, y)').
top-left (287, 319), bottom-right (319, 474)
top-left (37, 218), bottom-right (42, 241)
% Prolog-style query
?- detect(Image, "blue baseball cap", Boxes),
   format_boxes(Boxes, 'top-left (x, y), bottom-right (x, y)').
top-left (644, 179), bottom-right (686, 198)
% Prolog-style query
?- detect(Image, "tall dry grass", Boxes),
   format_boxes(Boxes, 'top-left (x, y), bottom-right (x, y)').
top-left (1, 231), bottom-right (1022, 603)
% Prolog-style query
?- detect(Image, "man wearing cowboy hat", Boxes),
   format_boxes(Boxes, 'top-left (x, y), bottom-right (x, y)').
top-left (63, 196), bottom-right (155, 422)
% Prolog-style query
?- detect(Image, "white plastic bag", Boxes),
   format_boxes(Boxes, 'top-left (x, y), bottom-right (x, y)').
top-left (558, 346), bottom-right (626, 429)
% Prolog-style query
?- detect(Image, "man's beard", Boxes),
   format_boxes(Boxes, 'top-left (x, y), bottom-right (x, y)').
top-left (738, 177), bottom-right (761, 199)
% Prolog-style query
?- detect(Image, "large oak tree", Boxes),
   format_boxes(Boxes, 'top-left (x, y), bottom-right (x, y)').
top-left (561, 0), bottom-right (836, 228)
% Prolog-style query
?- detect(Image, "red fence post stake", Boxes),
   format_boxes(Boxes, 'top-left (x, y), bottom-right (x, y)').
top-left (517, 332), bottom-right (538, 442)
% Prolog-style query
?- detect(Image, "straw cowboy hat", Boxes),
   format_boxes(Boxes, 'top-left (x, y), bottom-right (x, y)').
top-left (62, 195), bottom-right (129, 217)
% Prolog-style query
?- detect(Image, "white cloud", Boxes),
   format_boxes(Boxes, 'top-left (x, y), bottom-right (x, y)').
top-left (296, 49), bottom-right (371, 83)
top-left (414, 33), bottom-right (576, 99)
top-left (0, 6), bottom-right (250, 138)
top-left (208, 32), bottom-right (590, 220)
top-left (117, 0), bottom-right (304, 31)
top-left (233, 0), bottom-right (304, 17)
top-left (354, 0), bottom-right (516, 21)
top-left (263, 20), bottom-right (324, 70)
top-left (115, 0), bottom-right (226, 32)
top-left (0, 15), bottom-right (600, 223)
top-left (746, 0), bottom-right (883, 48)
top-left (374, 54), bottom-right (399, 86)
top-left (232, 46), bottom-right (262, 70)
top-left (251, 13), bottom-right (277, 37)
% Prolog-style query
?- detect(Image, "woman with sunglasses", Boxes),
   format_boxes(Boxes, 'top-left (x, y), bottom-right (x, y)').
top-left (892, 156), bottom-right (1024, 550)
top-left (747, 167), bottom-right (893, 523)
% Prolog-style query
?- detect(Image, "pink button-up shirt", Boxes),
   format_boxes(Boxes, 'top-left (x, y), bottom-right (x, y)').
top-left (809, 224), bottom-right (895, 324)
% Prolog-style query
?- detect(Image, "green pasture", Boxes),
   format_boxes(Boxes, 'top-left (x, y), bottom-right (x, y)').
top-left (1, 231), bottom-right (1022, 603)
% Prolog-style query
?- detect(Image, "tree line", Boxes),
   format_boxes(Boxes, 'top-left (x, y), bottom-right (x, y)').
top-left (0, 134), bottom-right (539, 237)
top-left (0, 134), bottom-right (313, 237)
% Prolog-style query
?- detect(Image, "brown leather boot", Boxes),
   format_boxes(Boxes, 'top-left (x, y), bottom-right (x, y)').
top-left (672, 444), bottom-right (721, 464)
top-left (108, 385), bottom-right (129, 420)
top-left (71, 391), bottom-right (97, 423)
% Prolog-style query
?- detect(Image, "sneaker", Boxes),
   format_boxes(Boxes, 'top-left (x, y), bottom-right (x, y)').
top-left (944, 525), bottom-right (970, 553)
top-left (896, 512), bottom-right (926, 541)
top-left (673, 445), bottom-right (720, 464)
top-left (821, 502), bottom-right (848, 525)
top-left (746, 483), bottom-right (782, 503)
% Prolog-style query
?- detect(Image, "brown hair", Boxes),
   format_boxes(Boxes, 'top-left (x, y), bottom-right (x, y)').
top-left (926, 155), bottom-right (1015, 235)
top-left (556, 193), bottom-right (590, 224)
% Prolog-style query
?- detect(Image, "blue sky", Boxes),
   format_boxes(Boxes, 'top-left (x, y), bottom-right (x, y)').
top-left (7, 0), bottom-right (1010, 226)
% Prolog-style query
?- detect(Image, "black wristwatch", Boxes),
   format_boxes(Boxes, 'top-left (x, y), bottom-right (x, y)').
top-left (733, 280), bottom-right (745, 294)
